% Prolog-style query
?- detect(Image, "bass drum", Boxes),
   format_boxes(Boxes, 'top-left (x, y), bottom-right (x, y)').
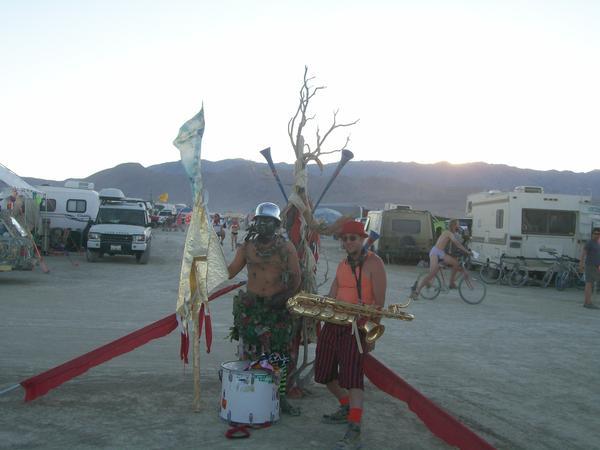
top-left (219, 360), bottom-right (280, 425)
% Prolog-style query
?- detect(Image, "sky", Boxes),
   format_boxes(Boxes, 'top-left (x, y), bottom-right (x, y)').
top-left (1, 0), bottom-right (599, 180)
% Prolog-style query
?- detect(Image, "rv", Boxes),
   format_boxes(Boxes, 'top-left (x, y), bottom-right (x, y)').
top-left (37, 182), bottom-right (100, 234)
top-left (366, 208), bottom-right (435, 261)
top-left (466, 186), bottom-right (600, 271)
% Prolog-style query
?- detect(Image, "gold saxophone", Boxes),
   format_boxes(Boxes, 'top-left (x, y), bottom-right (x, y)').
top-left (287, 292), bottom-right (414, 344)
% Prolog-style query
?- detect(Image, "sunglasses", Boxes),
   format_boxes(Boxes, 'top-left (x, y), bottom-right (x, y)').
top-left (341, 235), bottom-right (360, 242)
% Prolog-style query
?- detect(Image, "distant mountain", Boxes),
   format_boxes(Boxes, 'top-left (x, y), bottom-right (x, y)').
top-left (24, 160), bottom-right (600, 217)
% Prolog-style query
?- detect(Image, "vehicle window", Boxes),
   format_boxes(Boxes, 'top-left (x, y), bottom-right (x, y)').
top-left (67, 199), bottom-right (87, 213)
top-left (391, 219), bottom-right (421, 234)
top-left (40, 198), bottom-right (56, 212)
top-left (495, 209), bottom-right (504, 229)
top-left (96, 208), bottom-right (147, 226)
top-left (159, 211), bottom-right (171, 216)
top-left (521, 209), bottom-right (576, 236)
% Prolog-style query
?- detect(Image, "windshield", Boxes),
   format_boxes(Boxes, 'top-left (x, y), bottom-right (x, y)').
top-left (97, 208), bottom-right (146, 226)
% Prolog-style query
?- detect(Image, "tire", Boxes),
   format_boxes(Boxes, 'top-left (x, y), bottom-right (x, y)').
top-left (555, 271), bottom-right (569, 291)
top-left (136, 243), bottom-right (151, 264)
top-left (508, 266), bottom-right (529, 287)
top-left (416, 273), bottom-right (441, 300)
top-left (541, 269), bottom-right (555, 288)
top-left (480, 262), bottom-right (501, 284)
top-left (459, 275), bottom-right (487, 304)
top-left (575, 273), bottom-right (586, 290)
top-left (86, 249), bottom-right (99, 262)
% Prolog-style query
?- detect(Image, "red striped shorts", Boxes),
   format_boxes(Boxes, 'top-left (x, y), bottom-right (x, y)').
top-left (314, 322), bottom-right (365, 390)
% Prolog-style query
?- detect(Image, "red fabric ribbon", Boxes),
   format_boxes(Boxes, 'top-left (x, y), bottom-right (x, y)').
top-left (364, 354), bottom-right (495, 450)
top-left (21, 314), bottom-right (178, 402)
top-left (180, 332), bottom-right (189, 364)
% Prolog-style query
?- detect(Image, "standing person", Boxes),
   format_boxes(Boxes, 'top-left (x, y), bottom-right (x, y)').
top-left (411, 219), bottom-right (471, 298)
top-left (227, 202), bottom-right (302, 415)
top-left (230, 218), bottom-right (240, 251)
top-left (579, 227), bottom-right (600, 309)
top-left (220, 218), bottom-right (226, 245)
top-left (314, 220), bottom-right (386, 450)
top-left (212, 213), bottom-right (224, 245)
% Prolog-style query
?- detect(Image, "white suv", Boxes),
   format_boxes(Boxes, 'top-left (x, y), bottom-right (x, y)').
top-left (86, 189), bottom-right (152, 264)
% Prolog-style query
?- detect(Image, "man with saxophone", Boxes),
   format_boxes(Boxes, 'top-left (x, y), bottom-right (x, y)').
top-left (227, 202), bottom-right (302, 415)
top-left (314, 220), bottom-right (387, 450)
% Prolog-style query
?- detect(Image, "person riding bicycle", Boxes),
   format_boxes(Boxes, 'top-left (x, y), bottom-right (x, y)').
top-left (411, 219), bottom-right (471, 298)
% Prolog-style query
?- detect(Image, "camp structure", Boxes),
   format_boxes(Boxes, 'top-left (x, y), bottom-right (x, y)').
top-left (466, 186), bottom-right (600, 271)
top-left (0, 163), bottom-right (45, 233)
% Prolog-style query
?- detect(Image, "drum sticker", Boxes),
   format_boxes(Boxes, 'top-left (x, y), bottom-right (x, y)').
top-left (221, 391), bottom-right (227, 409)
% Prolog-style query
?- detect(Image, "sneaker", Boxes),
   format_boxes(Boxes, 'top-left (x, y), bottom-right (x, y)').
top-left (583, 303), bottom-right (599, 309)
top-left (334, 423), bottom-right (362, 449)
top-left (322, 404), bottom-right (349, 424)
top-left (449, 283), bottom-right (458, 290)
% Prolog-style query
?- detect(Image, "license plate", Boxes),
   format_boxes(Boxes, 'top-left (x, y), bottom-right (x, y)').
top-left (110, 244), bottom-right (121, 251)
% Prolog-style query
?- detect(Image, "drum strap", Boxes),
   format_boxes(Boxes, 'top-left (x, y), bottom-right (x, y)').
top-left (225, 422), bottom-right (271, 439)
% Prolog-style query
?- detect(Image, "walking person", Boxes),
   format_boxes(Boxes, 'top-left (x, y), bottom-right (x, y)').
top-left (314, 220), bottom-right (386, 449)
top-left (579, 227), bottom-right (600, 309)
top-left (230, 218), bottom-right (240, 251)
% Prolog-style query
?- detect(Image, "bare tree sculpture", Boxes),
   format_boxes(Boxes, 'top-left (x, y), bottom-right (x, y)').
top-left (284, 66), bottom-right (358, 394)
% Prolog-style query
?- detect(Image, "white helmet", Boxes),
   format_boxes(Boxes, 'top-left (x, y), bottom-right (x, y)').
top-left (254, 202), bottom-right (281, 223)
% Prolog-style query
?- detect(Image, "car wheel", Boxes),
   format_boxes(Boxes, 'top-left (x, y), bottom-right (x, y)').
top-left (136, 244), bottom-right (151, 264)
top-left (86, 249), bottom-right (99, 262)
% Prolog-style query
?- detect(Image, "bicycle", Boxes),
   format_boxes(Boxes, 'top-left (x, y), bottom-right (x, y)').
top-left (479, 255), bottom-right (529, 287)
top-left (539, 248), bottom-right (585, 290)
top-left (414, 255), bottom-right (487, 304)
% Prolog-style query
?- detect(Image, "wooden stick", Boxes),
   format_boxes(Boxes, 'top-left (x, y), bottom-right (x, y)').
top-left (192, 301), bottom-right (201, 412)
top-left (32, 241), bottom-right (49, 273)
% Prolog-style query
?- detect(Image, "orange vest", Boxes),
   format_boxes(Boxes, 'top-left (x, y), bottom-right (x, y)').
top-left (335, 252), bottom-right (375, 305)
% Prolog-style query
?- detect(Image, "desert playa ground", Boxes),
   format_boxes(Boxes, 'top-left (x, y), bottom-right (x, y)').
top-left (1, 231), bottom-right (599, 449)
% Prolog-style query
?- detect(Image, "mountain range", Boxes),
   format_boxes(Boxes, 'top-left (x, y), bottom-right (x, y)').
top-left (23, 160), bottom-right (600, 217)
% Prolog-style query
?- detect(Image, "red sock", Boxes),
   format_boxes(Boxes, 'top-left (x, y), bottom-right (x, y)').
top-left (339, 396), bottom-right (350, 406)
top-left (348, 407), bottom-right (362, 424)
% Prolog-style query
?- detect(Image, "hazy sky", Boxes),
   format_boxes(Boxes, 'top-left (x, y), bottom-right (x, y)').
top-left (2, 0), bottom-right (599, 180)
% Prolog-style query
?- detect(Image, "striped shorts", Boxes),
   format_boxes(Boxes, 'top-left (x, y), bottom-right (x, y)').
top-left (314, 323), bottom-right (365, 390)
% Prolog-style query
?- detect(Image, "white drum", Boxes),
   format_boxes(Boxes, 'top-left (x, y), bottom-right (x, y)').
top-left (219, 360), bottom-right (280, 425)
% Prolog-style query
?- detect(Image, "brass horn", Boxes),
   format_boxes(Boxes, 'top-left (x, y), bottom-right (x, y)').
top-left (312, 149), bottom-right (354, 212)
top-left (287, 292), bottom-right (414, 344)
top-left (259, 147), bottom-right (288, 203)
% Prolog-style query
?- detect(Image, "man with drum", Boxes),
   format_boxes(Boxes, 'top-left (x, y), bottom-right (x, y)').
top-left (227, 202), bottom-right (302, 415)
top-left (314, 220), bottom-right (387, 450)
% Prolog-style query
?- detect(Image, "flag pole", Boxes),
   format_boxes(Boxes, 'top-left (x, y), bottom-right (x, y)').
top-left (192, 300), bottom-right (201, 412)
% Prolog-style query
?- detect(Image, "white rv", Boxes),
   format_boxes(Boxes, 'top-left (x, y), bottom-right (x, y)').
top-left (37, 182), bottom-right (100, 233)
top-left (466, 186), bottom-right (600, 271)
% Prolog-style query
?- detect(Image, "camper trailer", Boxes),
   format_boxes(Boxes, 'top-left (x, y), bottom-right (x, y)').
top-left (466, 186), bottom-right (600, 271)
top-left (37, 182), bottom-right (100, 234)
top-left (366, 208), bottom-right (435, 261)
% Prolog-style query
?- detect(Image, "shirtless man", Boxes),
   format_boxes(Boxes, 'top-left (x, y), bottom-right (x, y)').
top-left (411, 219), bottom-right (471, 298)
top-left (227, 202), bottom-right (301, 414)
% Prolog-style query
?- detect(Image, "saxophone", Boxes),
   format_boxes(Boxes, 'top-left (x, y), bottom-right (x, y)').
top-left (287, 292), bottom-right (414, 344)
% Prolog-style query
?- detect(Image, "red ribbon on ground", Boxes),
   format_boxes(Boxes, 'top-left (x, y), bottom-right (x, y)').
top-left (21, 314), bottom-right (178, 402)
top-left (364, 354), bottom-right (495, 450)
top-left (20, 281), bottom-right (246, 402)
